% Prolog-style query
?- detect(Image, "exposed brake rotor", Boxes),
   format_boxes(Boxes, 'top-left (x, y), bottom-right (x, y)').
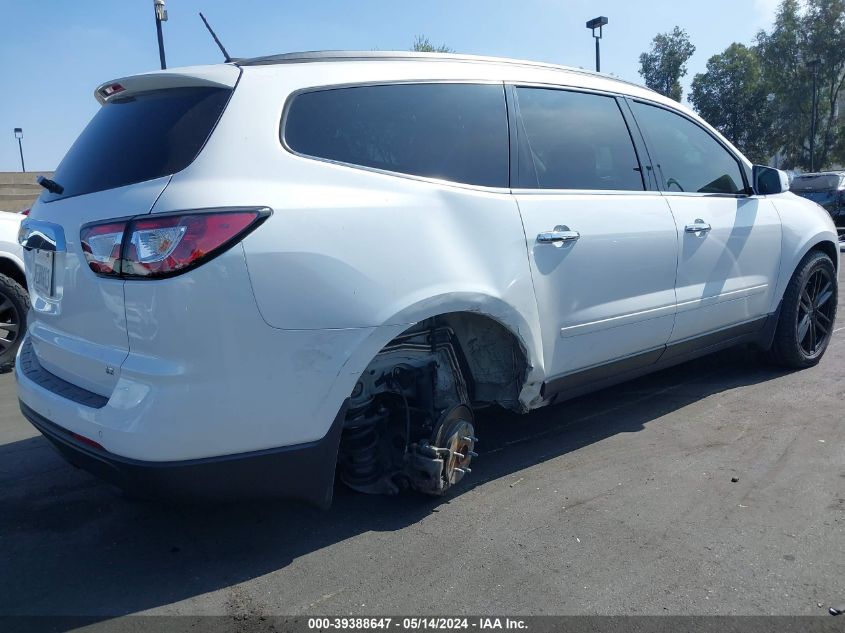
top-left (403, 403), bottom-right (477, 495)
top-left (431, 404), bottom-right (477, 488)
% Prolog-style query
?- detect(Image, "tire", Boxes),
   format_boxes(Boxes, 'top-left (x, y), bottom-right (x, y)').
top-left (0, 274), bottom-right (29, 368)
top-left (768, 250), bottom-right (838, 369)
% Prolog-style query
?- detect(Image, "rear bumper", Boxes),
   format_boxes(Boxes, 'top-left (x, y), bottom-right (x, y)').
top-left (21, 399), bottom-right (348, 508)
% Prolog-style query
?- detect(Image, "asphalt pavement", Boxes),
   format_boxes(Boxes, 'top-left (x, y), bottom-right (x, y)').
top-left (1, 275), bottom-right (843, 618)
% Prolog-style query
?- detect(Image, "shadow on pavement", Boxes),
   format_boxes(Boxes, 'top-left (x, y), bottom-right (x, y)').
top-left (0, 346), bottom-right (789, 617)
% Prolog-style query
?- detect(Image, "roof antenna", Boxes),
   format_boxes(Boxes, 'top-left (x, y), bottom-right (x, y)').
top-left (199, 12), bottom-right (232, 62)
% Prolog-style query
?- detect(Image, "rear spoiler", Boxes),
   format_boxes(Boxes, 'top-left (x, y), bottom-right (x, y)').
top-left (94, 64), bottom-right (240, 104)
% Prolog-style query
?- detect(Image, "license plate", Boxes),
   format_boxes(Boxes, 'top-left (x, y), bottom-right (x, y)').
top-left (33, 249), bottom-right (54, 297)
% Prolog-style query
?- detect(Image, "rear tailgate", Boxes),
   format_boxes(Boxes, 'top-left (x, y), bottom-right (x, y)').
top-left (22, 179), bottom-right (171, 395)
top-left (20, 65), bottom-right (239, 397)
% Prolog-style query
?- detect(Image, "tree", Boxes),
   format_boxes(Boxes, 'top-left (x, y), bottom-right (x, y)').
top-left (411, 36), bottom-right (453, 53)
top-left (690, 43), bottom-right (772, 163)
top-left (638, 27), bottom-right (696, 101)
top-left (756, 0), bottom-right (815, 168)
top-left (802, 0), bottom-right (845, 169)
top-left (757, 0), bottom-right (845, 169)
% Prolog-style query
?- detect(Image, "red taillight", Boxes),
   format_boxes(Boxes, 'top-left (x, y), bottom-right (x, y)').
top-left (21, 208), bottom-right (30, 216)
top-left (80, 209), bottom-right (268, 279)
top-left (80, 221), bottom-right (127, 276)
top-left (99, 83), bottom-right (125, 98)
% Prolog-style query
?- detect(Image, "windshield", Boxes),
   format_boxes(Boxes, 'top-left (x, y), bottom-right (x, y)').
top-left (43, 86), bottom-right (231, 202)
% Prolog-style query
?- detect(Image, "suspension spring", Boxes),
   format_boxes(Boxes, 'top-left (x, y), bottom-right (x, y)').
top-left (339, 424), bottom-right (382, 487)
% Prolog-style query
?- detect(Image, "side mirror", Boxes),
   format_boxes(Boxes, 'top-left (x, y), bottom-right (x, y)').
top-left (753, 165), bottom-right (789, 195)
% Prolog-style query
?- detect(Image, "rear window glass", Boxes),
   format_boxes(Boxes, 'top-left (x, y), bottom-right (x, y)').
top-left (43, 86), bottom-right (231, 202)
top-left (791, 174), bottom-right (844, 192)
top-left (283, 83), bottom-right (509, 188)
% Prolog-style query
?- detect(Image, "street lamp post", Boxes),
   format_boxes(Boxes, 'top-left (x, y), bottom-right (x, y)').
top-left (586, 16), bottom-right (608, 73)
top-left (154, 0), bottom-right (168, 70)
top-left (806, 58), bottom-right (820, 172)
top-left (13, 128), bottom-right (25, 173)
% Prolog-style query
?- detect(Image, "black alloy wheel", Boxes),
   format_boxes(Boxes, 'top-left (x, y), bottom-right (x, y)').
top-left (796, 266), bottom-right (836, 358)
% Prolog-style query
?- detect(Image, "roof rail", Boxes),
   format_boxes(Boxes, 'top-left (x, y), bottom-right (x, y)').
top-left (232, 50), bottom-right (650, 92)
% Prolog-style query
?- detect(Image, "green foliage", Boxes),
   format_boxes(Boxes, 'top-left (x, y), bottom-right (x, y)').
top-left (411, 36), bottom-right (454, 53)
top-left (690, 44), bottom-right (772, 163)
top-left (754, 0), bottom-right (845, 169)
top-left (674, 0), bottom-right (845, 170)
top-left (638, 27), bottom-right (696, 101)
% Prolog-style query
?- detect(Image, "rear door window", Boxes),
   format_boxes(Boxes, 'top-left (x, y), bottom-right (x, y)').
top-left (43, 87), bottom-right (231, 202)
top-left (630, 100), bottom-right (746, 195)
top-left (283, 83), bottom-right (509, 188)
top-left (514, 87), bottom-right (645, 191)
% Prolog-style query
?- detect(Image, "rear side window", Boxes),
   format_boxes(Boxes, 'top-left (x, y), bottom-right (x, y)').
top-left (43, 87), bottom-right (231, 202)
top-left (284, 83), bottom-right (509, 188)
top-left (630, 101), bottom-right (746, 195)
top-left (514, 87), bottom-right (644, 191)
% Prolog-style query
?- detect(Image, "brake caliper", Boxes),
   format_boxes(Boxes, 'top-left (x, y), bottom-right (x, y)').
top-left (407, 404), bottom-right (477, 495)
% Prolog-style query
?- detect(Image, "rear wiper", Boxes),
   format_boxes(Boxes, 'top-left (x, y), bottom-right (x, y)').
top-left (36, 175), bottom-right (64, 195)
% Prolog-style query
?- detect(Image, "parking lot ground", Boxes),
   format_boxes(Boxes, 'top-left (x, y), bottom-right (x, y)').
top-left (1, 274), bottom-right (843, 618)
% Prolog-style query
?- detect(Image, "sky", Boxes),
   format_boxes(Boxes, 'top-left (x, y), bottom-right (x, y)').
top-left (0, 0), bottom-right (782, 172)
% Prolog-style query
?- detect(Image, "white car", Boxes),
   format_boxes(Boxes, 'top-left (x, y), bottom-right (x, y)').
top-left (16, 52), bottom-right (839, 506)
top-left (0, 211), bottom-right (29, 366)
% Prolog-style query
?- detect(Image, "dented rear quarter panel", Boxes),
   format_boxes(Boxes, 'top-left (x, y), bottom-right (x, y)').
top-left (153, 63), bottom-right (548, 411)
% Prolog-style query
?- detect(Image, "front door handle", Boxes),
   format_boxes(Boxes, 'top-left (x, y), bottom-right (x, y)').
top-left (684, 219), bottom-right (711, 236)
top-left (537, 225), bottom-right (580, 245)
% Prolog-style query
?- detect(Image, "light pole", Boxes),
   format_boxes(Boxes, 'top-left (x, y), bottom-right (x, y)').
top-left (586, 16), bottom-right (608, 73)
top-left (13, 128), bottom-right (25, 173)
top-left (806, 58), bottom-right (820, 172)
top-left (154, 0), bottom-right (168, 70)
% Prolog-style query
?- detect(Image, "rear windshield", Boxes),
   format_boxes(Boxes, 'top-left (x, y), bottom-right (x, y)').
top-left (790, 174), bottom-right (844, 192)
top-left (43, 86), bottom-right (231, 202)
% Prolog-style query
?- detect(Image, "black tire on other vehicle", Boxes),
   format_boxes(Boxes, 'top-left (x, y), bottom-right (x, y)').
top-left (769, 250), bottom-right (838, 369)
top-left (0, 274), bottom-right (29, 367)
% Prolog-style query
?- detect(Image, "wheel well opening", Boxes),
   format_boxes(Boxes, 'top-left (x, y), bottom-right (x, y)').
top-left (429, 312), bottom-right (530, 412)
top-left (0, 259), bottom-right (26, 290)
top-left (351, 311), bottom-right (531, 419)
top-left (809, 240), bottom-right (839, 271)
top-left (338, 312), bottom-right (530, 496)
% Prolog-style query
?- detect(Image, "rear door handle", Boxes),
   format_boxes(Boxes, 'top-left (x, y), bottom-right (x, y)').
top-left (684, 219), bottom-right (711, 235)
top-left (537, 225), bottom-right (580, 245)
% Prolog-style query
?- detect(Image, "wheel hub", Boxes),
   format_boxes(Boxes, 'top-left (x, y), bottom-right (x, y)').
top-left (432, 409), bottom-right (476, 487)
top-left (406, 404), bottom-right (476, 495)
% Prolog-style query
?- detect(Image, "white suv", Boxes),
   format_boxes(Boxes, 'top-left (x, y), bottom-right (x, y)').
top-left (16, 52), bottom-right (839, 507)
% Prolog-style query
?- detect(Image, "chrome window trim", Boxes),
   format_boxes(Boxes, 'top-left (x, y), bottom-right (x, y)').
top-left (659, 191), bottom-right (754, 199)
top-left (507, 81), bottom-right (627, 99)
top-left (510, 188), bottom-right (660, 197)
top-left (279, 80), bottom-right (512, 193)
top-left (238, 50), bottom-right (650, 92)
